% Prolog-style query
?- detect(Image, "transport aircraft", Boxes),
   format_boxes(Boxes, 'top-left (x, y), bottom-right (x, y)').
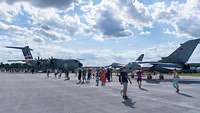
top-left (6, 46), bottom-right (83, 72)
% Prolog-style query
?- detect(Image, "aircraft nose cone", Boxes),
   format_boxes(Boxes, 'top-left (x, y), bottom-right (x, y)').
top-left (79, 63), bottom-right (83, 67)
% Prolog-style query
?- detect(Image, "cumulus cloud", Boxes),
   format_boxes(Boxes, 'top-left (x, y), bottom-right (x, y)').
top-left (96, 10), bottom-right (132, 37)
top-left (123, 0), bottom-right (153, 28)
top-left (0, 2), bottom-right (78, 43)
top-left (176, 17), bottom-right (200, 37)
top-left (32, 37), bottom-right (43, 43)
top-left (0, 22), bottom-right (10, 30)
top-left (139, 31), bottom-right (151, 35)
top-left (78, 0), bottom-right (155, 40)
top-left (0, 0), bottom-right (74, 9)
top-left (149, 0), bottom-right (200, 38)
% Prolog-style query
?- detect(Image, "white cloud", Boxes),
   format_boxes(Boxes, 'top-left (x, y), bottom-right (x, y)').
top-left (139, 31), bottom-right (151, 35)
top-left (0, 22), bottom-right (10, 30)
top-left (149, 0), bottom-right (200, 38)
top-left (79, 0), bottom-right (153, 40)
top-left (0, 0), bottom-right (74, 9)
top-left (0, 2), bottom-right (22, 22)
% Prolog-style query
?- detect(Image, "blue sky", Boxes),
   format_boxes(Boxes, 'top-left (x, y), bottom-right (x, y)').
top-left (0, 0), bottom-right (200, 66)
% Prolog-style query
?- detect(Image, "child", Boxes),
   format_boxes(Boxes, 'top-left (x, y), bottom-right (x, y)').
top-left (172, 69), bottom-right (180, 93)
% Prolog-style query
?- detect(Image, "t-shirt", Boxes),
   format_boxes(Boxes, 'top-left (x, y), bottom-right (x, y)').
top-left (137, 71), bottom-right (142, 79)
top-left (120, 71), bottom-right (128, 83)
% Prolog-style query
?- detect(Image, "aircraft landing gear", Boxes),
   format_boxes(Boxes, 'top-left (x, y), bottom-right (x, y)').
top-left (147, 75), bottom-right (152, 80)
top-left (159, 74), bottom-right (164, 80)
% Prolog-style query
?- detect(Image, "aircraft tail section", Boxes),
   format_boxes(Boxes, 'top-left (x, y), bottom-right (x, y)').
top-left (159, 38), bottom-right (200, 64)
top-left (6, 46), bottom-right (33, 61)
top-left (136, 54), bottom-right (144, 61)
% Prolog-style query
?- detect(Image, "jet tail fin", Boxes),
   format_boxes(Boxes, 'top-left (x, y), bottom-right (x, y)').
top-left (6, 46), bottom-right (33, 62)
top-left (159, 38), bottom-right (200, 64)
top-left (136, 54), bottom-right (144, 61)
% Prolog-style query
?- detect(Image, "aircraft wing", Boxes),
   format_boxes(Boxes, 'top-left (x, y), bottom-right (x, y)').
top-left (186, 63), bottom-right (200, 67)
top-left (138, 62), bottom-right (179, 65)
top-left (7, 59), bottom-right (34, 62)
top-left (161, 67), bottom-right (182, 71)
top-left (138, 61), bottom-right (159, 64)
top-left (7, 60), bottom-right (27, 62)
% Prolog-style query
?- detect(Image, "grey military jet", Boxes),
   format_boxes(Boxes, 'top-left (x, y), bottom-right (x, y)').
top-left (138, 38), bottom-right (200, 73)
top-left (106, 54), bottom-right (144, 72)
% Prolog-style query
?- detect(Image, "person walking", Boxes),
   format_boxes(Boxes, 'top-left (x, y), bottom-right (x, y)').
top-left (106, 68), bottom-right (111, 82)
top-left (82, 69), bottom-right (86, 84)
top-left (58, 69), bottom-right (63, 79)
top-left (92, 69), bottom-right (95, 79)
top-left (87, 68), bottom-right (92, 83)
top-left (99, 68), bottom-right (106, 86)
top-left (77, 69), bottom-right (82, 84)
top-left (137, 69), bottom-right (143, 88)
top-left (31, 68), bottom-right (34, 74)
top-left (54, 69), bottom-right (58, 78)
top-left (64, 70), bottom-right (70, 81)
top-left (172, 69), bottom-right (180, 93)
top-left (96, 69), bottom-right (100, 86)
top-left (46, 69), bottom-right (50, 79)
top-left (110, 68), bottom-right (113, 82)
top-left (119, 68), bottom-right (132, 100)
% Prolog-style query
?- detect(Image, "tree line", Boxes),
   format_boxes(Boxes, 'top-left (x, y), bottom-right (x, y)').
top-left (0, 62), bottom-right (32, 72)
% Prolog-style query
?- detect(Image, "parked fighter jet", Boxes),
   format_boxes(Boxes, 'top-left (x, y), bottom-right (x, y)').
top-left (6, 46), bottom-right (83, 72)
top-left (107, 54), bottom-right (144, 69)
top-left (106, 54), bottom-right (144, 73)
top-left (138, 38), bottom-right (200, 73)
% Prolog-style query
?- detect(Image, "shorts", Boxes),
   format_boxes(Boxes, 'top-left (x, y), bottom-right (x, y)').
top-left (123, 82), bottom-right (128, 92)
top-left (137, 78), bottom-right (142, 82)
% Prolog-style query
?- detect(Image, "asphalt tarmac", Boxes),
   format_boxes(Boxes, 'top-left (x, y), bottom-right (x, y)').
top-left (0, 72), bottom-right (200, 113)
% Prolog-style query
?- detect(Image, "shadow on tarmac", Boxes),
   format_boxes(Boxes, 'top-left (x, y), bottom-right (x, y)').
top-left (145, 80), bottom-right (161, 84)
top-left (139, 87), bottom-right (148, 91)
top-left (145, 79), bottom-right (200, 85)
top-left (178, 92), bottom-right (194, 98)
top-left (122, 98), bottom-right (136, 109)
top-left (179, 81), bottom-right (200, 84)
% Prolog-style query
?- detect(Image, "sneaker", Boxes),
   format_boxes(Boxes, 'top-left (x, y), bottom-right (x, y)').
top-left (176, 89), bottom-right (179, 93)
top-left (124, 96), bottom-right (129, 100)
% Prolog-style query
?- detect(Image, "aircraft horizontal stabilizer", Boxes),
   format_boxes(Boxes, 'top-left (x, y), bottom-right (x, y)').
top-left (6, 46), bottom-right (33, 51)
